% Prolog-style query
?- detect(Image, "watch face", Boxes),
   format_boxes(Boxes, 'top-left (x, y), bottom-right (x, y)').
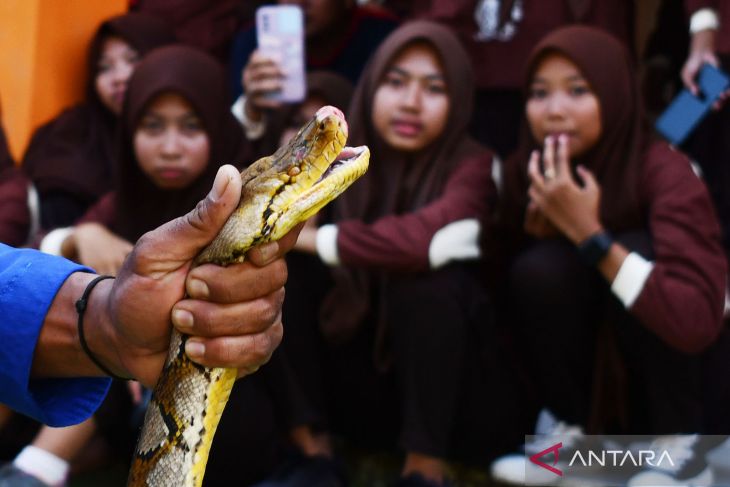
top-left (578, 232), bottom-right (613, 266)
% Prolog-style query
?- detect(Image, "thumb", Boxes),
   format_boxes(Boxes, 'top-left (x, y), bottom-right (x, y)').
top-left (141, 165), bottom-right (242, 263)
top-left (576, 165), bottom-right (598, 192)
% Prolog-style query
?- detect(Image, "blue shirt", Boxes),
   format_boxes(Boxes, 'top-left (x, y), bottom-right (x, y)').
top-left (0, 244), bottom-right (110, 426)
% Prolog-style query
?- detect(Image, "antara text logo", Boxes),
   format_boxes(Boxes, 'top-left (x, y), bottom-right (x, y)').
top-left (529, 442), bottom-right (675, 477)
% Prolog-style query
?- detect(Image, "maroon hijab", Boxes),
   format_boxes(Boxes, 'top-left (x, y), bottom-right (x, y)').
top-left (114, 45), bottom-right (248, 242)
top-left (320, 21), bottom-right (493, 346)
top-left (336, 20), bottom-right (489, 222)
top-left (22, 13), bottom-right (175, 203)
top-left (502, 25), bottom-right (646, 246)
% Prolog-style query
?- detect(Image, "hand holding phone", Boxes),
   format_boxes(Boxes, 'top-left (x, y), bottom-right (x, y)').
top-left (255, 5), bottom-right (306, 103)
top-left (655, 63), bottom-right (730, 146)
top-left (242, 49), bottom-right (287, 118)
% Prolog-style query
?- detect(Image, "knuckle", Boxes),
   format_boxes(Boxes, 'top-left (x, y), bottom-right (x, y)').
top-left (215, 280), bottom-right (236, 303)
top-left (210, 336), bottom-right (241, 365)
top-left (187, 199), bottom-right (212, 231)
top-left (196, 307), bottom-right (215, 336)
top-left (273, 287), bottom-right (286, 310)
top-left (271, 320), bottom-right (283, 347)
top-left (259, 297), bottom-right (280, 326)
top-left (271, 259), bottom-right (288, 286)
top-left (221, 341), bottom-right (237, 364)
top-left (249, 333), bottom-right (271, 365)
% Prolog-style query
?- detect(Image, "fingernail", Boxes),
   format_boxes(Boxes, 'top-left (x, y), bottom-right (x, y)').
top-left (256, 241), bottom-right (280, 263)
top-left (185, 340), bottom-right (205, 359)
top-left (211, 167), bottom-right (231, 201)
top-left (188, 278), bottom-right (209, 299)
top-left (172, 309), bottom-right (193, 329)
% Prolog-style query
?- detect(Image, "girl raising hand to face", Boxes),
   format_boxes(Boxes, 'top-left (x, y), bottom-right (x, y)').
top-left (501, 26), bottom-right (727, 443)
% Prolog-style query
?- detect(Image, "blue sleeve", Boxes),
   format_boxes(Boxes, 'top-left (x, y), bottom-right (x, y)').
top-left (0, 244), bottom-right (111, 426)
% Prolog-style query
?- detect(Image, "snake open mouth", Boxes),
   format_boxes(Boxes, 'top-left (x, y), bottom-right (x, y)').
top-left (193, 105), bottom-right (369, 265)
top-left (317, 145), bottom-right (368, 184)
top-left (269, 144), bottom-right (369, 238)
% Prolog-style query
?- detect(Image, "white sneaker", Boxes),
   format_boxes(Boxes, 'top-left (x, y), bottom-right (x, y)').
top-left (707, 437), bottom-right (730, 485)
top-left (490, 453), bottom-right (562, 485)
top-left (490, 409), bottom-right (584, 486)
top-left (627, 435), bottom-right (714, 487)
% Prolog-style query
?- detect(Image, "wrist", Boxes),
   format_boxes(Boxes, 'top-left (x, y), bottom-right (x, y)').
top-left (690, 29), bottom-right (716, 54)
top-left (577, 230), bottom-right (613, 267)
top-left (83, 277), bottom-right (131, 379)
top-left (571, 222), bottom-right (604, 245)
top-left (244, 98), bottom-right (263, 122)
top-left (31, 272), bottom-right (124, 379)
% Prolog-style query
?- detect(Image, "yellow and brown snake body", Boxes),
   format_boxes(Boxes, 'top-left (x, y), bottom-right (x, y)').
top-left (127, 106), bottom-right (369, 486)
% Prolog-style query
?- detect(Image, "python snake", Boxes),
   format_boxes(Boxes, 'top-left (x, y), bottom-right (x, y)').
top-left (127, 106), bottom-right (369, 486)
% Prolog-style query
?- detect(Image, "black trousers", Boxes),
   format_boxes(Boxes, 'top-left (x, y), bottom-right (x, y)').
top-left (507, 236), bottom-right (704, 434)
top-left (271, 254), bottom-right (526, 463)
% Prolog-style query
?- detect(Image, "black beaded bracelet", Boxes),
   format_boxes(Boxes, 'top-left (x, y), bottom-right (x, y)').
top-left (75, 275), bottom-right (127, 380)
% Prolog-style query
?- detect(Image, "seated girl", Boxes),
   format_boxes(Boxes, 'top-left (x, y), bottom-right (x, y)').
top-left (23, 13), bottom-right (174, 233)
top-left (493, 25), bottom-right (727, 486)
top-left (256, 21), bottom-right (519, 487)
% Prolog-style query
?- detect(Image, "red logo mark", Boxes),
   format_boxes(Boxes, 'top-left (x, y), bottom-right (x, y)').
top-left (529, 442), bottom-right (563, 476)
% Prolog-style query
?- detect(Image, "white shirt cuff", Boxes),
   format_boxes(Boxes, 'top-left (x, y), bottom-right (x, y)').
top-left (611, 252), bottom-right (655, 308)
top-left (231, 95), bottom-right (267, 140)
top-left (491, 155), bottom-right (503, 195)
top-left (316, 224), bottom-right (340, 266)
top-left (39, 227), bottom-right (74, 256)
top-left (428, 219), bottom-right (481, 269)
top-left (690, 8), bottom-right (720, 34)
top-left (15, 446), bottom-right (69, 487)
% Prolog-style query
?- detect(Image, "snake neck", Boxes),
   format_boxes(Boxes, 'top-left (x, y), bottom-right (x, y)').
top-left (128, 331), bottom-right (237, 486)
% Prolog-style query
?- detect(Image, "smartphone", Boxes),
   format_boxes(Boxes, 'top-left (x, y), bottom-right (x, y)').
top-left (256, 5), bottom-right (306, 103)
top-left (655, 63), bottom-right (730, 146)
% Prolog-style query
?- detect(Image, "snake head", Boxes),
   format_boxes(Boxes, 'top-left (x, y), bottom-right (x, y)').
top-left (196, 105), bottom-right (370, 265)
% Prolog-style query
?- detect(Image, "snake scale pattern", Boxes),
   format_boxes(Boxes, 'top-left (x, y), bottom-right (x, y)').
top-left (127, 106), bottom-right (369, 486)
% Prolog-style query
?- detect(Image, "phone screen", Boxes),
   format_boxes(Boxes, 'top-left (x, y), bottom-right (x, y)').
top-left (256, 5), bottom-right (306, 103)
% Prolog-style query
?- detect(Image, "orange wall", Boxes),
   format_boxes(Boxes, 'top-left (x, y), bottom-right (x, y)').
top-left (0, 0), bottom-right (127, 162)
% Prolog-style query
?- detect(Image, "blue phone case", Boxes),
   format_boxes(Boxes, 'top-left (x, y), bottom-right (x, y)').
top-left (655, 64), bottom-right (730, 146)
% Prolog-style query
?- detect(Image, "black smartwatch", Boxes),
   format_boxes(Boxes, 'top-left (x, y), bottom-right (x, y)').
top-left (577, 231), bottom-right (613, 266)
